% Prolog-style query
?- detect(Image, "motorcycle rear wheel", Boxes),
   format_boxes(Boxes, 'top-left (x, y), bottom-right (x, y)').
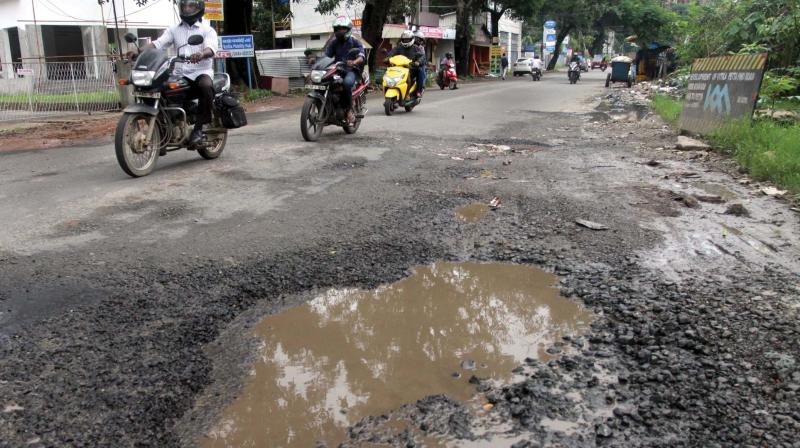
top-left (198, 130), bottom-right (227, 159)
top-left (301, 97), bottom-right (325, 141)
top-left (115, 112), bottom-right (160, 178)
top-left (449, 81), bottom-right (457, 90)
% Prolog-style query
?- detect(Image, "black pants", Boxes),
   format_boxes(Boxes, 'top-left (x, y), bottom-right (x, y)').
top-left (189, 74), bottom-right (214, 126)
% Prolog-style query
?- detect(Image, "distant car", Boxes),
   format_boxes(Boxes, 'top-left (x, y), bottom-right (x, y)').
top-left (512, 58), bottom-right (534, 76)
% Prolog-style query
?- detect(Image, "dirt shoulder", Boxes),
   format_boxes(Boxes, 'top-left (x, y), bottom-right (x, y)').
top-left (0, 94), bottom-right (306, 153)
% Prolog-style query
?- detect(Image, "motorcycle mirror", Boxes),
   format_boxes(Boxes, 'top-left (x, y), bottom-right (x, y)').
top-left (124, 33), bottom-right (138, 44)
top-left (187, 35), bottom-right (204, 46)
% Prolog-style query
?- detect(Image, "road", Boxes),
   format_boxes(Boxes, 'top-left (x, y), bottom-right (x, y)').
top-left (1, 70), bottom-right (799, 447)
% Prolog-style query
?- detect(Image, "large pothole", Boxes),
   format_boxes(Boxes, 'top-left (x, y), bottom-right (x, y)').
top-left (200, 262), bottom-right (592, 447)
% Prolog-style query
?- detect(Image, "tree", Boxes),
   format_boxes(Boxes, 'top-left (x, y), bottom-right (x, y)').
top-left (483, 0), bottom-right (542, 43)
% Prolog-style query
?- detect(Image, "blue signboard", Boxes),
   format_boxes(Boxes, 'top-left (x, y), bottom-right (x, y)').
top-left (523, 44), bottom-right (537, 53)
top-left (544, 20), bottom-right (556, 29)
top-left (218, 35), bottom-right (255, 58)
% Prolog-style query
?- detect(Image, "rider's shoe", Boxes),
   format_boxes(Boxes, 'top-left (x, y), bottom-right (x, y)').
top-left (189, 124), bottom-right (205, 147)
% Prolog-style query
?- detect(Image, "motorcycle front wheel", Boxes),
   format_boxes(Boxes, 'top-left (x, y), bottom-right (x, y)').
top-left (198, 130), bottom-right (227, 159)
top-left (115, 112), bottom-right (161, 178)
top-left (301, 97), bottom-right (325, 142)
top-left (384, 99), bottom-right (395, 116)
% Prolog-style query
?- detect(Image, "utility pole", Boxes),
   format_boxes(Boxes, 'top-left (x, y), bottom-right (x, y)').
top-left (31, 0), bottom-right (41, 61)
top-left (110, 0), bottom-right (123, 57)
top-left (270, 0), bottom-right (276, 48)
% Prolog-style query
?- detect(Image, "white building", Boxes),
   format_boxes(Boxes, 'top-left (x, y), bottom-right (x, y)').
top-left (493, 14), bottom-right (522, 62)
top-left (0, 0), bottom-right (178, 70)
top-left (276, 0), bottom-right (363, 50)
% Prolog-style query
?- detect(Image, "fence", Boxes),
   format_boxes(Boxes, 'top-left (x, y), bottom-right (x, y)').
top-left (0, 58), bottom-right (122, 122)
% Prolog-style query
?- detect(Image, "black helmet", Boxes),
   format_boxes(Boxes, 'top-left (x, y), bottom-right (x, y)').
top-left (179, 0), bottom-right (205, 25)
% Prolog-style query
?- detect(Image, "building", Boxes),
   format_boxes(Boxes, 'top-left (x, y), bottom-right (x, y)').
top-left (0, 0), bottom-right (178, 73)
top-left (275, 0), bottom-right (363, 50)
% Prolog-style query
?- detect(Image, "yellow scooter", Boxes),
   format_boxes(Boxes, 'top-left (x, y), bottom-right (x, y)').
top-left (382, 55), bottom-right (422, 116)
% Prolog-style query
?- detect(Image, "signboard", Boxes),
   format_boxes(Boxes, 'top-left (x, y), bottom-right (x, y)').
top-left (205, 1), bottom-right (224, 21)
top-left (352, 18), bottom-right (362, 27)
top-left (218, 35), bottom-right (255, 58)
top-left (544, 20), bottom-right (556, 29)
top-left (490, 45), bottom-right (504, 76)
top-left (15, 68), bottom-right (34, 75)
top-left (679, 53), bottom-right (768, 134)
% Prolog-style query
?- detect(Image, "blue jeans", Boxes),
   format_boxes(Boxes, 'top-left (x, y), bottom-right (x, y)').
top-left (418, 64), bottom-right (426, 92)
top-left (342, 69), bottom-right (357, 109)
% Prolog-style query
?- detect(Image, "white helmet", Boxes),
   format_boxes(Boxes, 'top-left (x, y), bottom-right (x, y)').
top-left (400, 30), bottom-right (414, 48)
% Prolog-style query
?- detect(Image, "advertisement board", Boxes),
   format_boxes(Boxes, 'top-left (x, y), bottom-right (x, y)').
top-left (218, 35), bottom-right (255, 58)
top-left (679, 53), bottom-right (768, 134)
top-left (205, 1), bottom-right (224, 21)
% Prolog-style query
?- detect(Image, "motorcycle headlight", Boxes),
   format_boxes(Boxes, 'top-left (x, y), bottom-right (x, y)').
top-left (384, 76), bottom-right (400, 87)
top-left (310, 70), bottom-right (326, 83)
top-left (132, 70), bottom-right (155, 86)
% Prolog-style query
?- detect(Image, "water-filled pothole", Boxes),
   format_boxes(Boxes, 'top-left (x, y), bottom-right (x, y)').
top-left (201, 262), bottom-right (592, 448)
top-left (455, 203), bottom-right (490, 223)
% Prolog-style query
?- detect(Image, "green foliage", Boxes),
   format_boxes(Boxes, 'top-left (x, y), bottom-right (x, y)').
top-left (708, 120), bottom-right (800, 194)
top-left (761, 71), bottom-right (800, 106)
top-left (651, 94), bottom-right (682, 126)
top-left (241, 89), bottom-right (275, 102)
top-left (674, 0), bottom-right (800, 68)
top-left (252, 0), bottom-right (291, 50)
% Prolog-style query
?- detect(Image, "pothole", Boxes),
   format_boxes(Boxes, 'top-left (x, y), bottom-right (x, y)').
top-left (455, 203), bottom-right (491, 223)
top-left (200, 262), bottom-right (592, 448)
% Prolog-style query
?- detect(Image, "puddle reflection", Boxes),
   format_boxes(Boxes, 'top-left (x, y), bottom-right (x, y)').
top-left (202, 262), bottom-right (591, 448)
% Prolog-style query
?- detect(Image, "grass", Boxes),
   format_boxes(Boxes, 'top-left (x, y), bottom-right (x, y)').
top-left (651, 94), bottom-right (682, 126)
top-left (650, 94), bottom-right (800, 195)
top-left (240, 89), bottom-right (274, 103)
top-left (0, 91), bottom-right (117, 105)
top-left (707, 120), bottom-right (800, 194)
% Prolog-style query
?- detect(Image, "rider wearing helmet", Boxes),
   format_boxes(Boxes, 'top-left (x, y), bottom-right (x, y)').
top-left (413, 30), bottom-right (427, 96)
top-left (387, 30), bottom-right (425, 97)
top-left (324, 16), bottom-right (366, 123)
top-left (131, 0), bottom-right (218, 146)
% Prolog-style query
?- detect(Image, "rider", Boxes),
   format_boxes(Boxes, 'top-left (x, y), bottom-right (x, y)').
top-left (387, 30), bottom-right (424, 97)
top-left (438, 52), bottom-right (454, 83)
top-left (129, 0), bottom-right (218, 146)
top-left (531, 54), bottom-right (543, 73)
top-left (413, 30), bottom-right (427, 96)
top-left (324, 16), bottom-right (365, 123)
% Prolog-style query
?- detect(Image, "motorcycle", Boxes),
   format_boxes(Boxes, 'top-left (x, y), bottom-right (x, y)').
top-left (600, 61), bottom-right (608, 72)
top-left (531, 67), bottom-right (542, 81)
top-left (436, 60), bottom-right (458, 90)
top-left (382, 55), bottom-right (422, 115)
top-left (301, 49), bottom-right (368, 142)
top-left (115, 33), bottom-right (244, 177)
top-left (568, 61), bottom-right (581, 84)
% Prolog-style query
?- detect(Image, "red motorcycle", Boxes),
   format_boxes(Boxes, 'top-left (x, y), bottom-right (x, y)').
top-left (301, 49), bottom-right (368, 142)
top-left (436, 60), bottom-right (458, 90)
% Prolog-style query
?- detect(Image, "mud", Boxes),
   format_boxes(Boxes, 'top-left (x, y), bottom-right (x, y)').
top-left (200, 262), bottom-right (591, 448)
top-left (455, 203), bottom-right (491, 223)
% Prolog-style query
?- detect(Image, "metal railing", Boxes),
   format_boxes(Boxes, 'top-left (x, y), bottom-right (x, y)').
top-left (0, 58), bottom-right (122, 122)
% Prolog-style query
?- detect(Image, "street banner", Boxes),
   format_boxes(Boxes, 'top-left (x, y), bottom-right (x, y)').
top-left (490, 45), bottom-right (503, 76)
top-left (679, 53), bottom-right (768, 134)
top-left (206, 1), bottom-right (224, 21)
top-left (217, 35), bottom-right (255, 58)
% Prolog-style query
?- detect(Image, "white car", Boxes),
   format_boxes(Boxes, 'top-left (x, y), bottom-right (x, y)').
top-left (512, 58), bottom-right (534, 76)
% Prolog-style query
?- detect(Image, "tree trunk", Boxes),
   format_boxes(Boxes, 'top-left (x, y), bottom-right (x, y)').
top-left (490, 10), bottom-right (502, 40)
top-left (360, 0), bottom-right (393, 70)
top-left (223, 0), bottom-right (254, 86)
top-left (546, 25), bottom-right (571, 71)
top-left (588, 22), bottom-right (605, 56)
top-left (454, 1), bottom-right (475, 76)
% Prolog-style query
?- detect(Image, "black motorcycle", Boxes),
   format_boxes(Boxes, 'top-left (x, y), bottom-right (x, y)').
top-left (116, 33), bottom-right (246, 177)
top-left (568, 61), bottom-right (581, 84)
top-left (300, 49), bottom-right (367, 142)
top-left (531, 67), bottom-right (542, 81)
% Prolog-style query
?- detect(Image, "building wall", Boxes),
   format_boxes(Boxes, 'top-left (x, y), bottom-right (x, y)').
top-left (289, 0), bottom-right (363, 38)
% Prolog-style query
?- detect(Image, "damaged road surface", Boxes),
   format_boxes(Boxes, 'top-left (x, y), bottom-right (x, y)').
top-left (1, 71), bottom-right (799, 447)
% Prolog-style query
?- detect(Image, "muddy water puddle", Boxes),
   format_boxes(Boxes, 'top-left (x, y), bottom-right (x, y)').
top-left (202, 262), bottom-right (591, 448)
top-left (456, 203), bottom-right (491, 223)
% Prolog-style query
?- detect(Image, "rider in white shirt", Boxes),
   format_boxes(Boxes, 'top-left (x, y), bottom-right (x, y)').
top-left (131, 0), bottom-right (218, 146)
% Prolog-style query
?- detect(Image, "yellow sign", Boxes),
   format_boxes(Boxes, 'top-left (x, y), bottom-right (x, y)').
top-left (205, 1), bottom-right (224, 21)
top-left (490, 46), bottom-right (503, 57)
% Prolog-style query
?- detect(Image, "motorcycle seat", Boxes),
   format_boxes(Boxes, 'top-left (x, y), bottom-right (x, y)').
top-left (213, 73), bottom-right (230, 93)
